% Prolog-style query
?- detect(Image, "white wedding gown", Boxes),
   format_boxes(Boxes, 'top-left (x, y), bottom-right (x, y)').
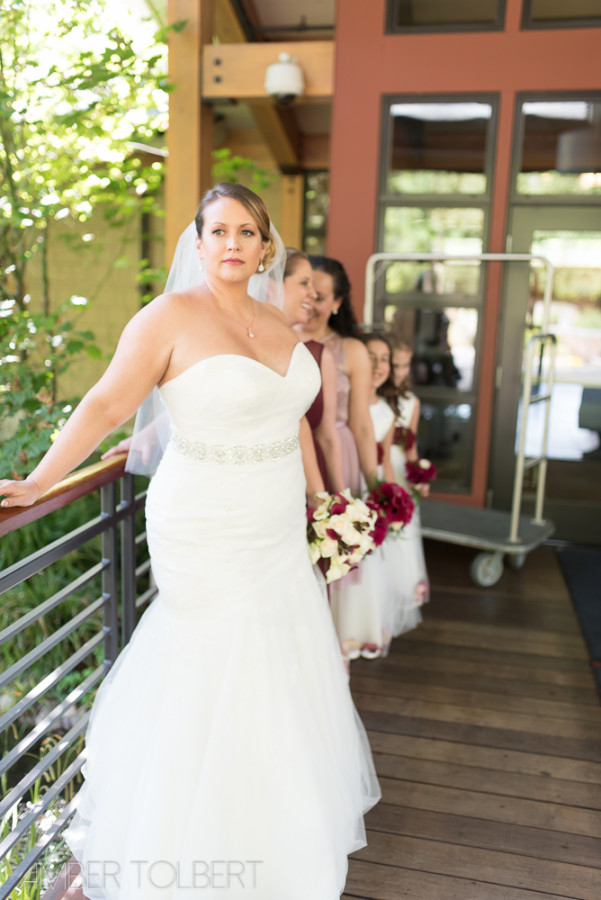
top-left (64, 342), bottom-right (380, 899)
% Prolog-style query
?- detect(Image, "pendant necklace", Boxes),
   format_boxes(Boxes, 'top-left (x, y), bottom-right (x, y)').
top-left (246, 299), bottom-right (255, 338)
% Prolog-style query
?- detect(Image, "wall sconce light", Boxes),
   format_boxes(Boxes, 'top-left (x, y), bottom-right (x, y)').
top-left (264, 52), bottom-right (304, 106)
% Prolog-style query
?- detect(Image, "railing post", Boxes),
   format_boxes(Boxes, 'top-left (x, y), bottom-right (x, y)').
top-left (120, 473), bottom-right (138, 646)
top-left (100, 482), bottom-right (120, 665)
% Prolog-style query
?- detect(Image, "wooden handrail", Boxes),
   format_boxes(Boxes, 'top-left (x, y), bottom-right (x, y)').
top-left (0, 455), bottom-right (129, 538)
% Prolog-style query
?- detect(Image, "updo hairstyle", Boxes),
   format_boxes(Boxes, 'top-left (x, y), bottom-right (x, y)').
top-left (194, 182), bottom-right (277, 270)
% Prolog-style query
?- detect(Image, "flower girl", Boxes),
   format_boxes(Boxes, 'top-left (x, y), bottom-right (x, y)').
top-left (389, 339), bottom-right (430, 611)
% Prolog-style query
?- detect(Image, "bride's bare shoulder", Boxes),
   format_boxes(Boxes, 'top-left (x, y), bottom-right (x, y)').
top-left (261, 303), bottom-right (288, 325)
top-left (132, 287), bottom-right (205, 323)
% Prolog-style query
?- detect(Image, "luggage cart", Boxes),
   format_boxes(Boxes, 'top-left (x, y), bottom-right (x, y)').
top-left (364, 252), bottom-right (557, 587)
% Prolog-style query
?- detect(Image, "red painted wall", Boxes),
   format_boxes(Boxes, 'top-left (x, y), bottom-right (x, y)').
top-left (327, 0), bottom-right (601, 504)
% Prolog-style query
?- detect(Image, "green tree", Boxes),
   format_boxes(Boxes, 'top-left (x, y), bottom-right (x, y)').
top-left (0, 0), bottom-right (172, 475)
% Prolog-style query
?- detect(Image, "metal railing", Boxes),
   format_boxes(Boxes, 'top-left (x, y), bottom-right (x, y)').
top-left (0, 456), bottom-right (155, 899)
top-left (510, 333), bottom-right (557, 542)
top-left (363, 252), bottom-right (554, 334)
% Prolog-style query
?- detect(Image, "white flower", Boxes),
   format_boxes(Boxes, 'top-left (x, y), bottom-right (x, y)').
top-left (345, 498), bottom-right (371, 522)
top-left (313, 502), bottom-right (331, 521)
top-left (309, 542), bottom-right (321, 565)
top-left (327, 514), bottom-right (360, 546)
top-left (311, 520), bottom-right (330, 540)
top-left (418, 458), bottom-right (431, 468)
top-left (320, 537), bottom-right (339, 558)
top-left (326, 556), bottom-right (351, 583)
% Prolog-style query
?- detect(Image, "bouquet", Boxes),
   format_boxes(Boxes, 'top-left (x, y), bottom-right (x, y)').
top-left (393, 425), bottom-right (416, 453)
top-left (307, 489), bottom-right (377, 583)
top-left (365, 481), bottom-right (415, 544)
top-left (405, 459), bottom-right (437, 502)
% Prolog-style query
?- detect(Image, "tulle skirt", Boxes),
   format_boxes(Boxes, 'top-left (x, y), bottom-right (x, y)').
top-left (64, 446), bottom-right (380, 899)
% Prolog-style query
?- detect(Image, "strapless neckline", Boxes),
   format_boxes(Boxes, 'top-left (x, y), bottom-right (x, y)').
top-left (161, 340), bottom-right (306, 389)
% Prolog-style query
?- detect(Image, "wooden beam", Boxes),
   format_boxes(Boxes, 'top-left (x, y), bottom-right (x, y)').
top-left (302, 134), bottom-right (330, 170)
top-left (279, 175), bottom-right (304, 248)
top-left (167, 0), bottom-right (214, 263)
top-left (247, 100), bottom-right (301, 170)
top-left (215, 0), bottom-right (246, 42)
top-left (202, 41), bottom-right (334, 100)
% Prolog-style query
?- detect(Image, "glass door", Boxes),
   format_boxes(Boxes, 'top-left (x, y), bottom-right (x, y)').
top-left (490, 207), bottom-right (601, 542)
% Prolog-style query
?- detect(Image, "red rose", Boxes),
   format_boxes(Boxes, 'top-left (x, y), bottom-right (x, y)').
top-left (406, 459), bottom-right (437, 485)
top-left (330, 492), bottom-right (350, 515)
top-left (393, 426), bottom-right (416, 452)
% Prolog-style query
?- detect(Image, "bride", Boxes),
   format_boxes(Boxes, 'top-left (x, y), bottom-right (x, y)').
top-left (0, 183), bottom-right (380, 899)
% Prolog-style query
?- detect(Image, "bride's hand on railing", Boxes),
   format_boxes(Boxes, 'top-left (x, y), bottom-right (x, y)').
top-left (0, 477), bottom-right (43, 508)
top-left (101, 437), bottom-right (133, 460)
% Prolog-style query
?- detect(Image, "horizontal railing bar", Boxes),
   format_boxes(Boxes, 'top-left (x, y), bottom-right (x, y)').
top-left (0, 666), bottom-right (103, 779)
top-left (0, 632), bottom-right (103, 734)
top-left (0, 561), bottom-right (107, 648)
top-left (0, 713), bottom-right (89, 820)
top-left (135, 558), bottom-right (152, 578)
top-left (0, 750), bottom-right (85, 870)
top-left (523, 456), bottom-right (545, 471)
top-left (0, 596), bottom-right (106, 690)
top-left (135, 585), bottom-right (158, 610)
top-left (0, 455), bottom-right (128, 538)
top-left (527, 393), bottom-right (552, 405)
top-left (0, 512), bottom-right (117, 594)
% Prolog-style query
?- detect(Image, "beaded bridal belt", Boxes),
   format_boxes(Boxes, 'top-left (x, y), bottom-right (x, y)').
top-left (171, 432), bottom-right (299, 464)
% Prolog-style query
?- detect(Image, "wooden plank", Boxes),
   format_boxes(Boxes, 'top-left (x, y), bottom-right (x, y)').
top-left (351, 674), bottom-right (601, 723)
top-left (351, 642), bottom-right (599, 692)
top-left (366, 803), bottom-right (601, 868)
top-left (355, 830), bottom-right (601, 899)
top-left (352, 656), bottom-right (600, 704)
top-left (360, 710), bottom-right (601, 762)
top-left (353, 691), bottom-right (601, 741)
top-left (385, 636), bottom-right (593, 675)
top-left (425, 590), bottom-right (582, 632)
top-left (366, 732), bottom-right (601, 785)
top-left (376, 776), bottom-right (601, 838)
top-left (344, 858), bottom-right (574, 899)
top-left (413, 616), bottom-right (586, 650)
top-left (372, 752), bottom-right (601, 808)
top-left (401, 619), bottom-right (587, 659)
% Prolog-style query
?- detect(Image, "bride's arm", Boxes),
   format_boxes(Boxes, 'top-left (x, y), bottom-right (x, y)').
top-left (299, 416), bottom-right (325, 504)
top-left (0, 297), bottom-right (175, 508)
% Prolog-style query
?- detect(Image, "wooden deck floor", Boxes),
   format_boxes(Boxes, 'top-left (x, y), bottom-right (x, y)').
top-left (343, 541), bottom-right (601, 900)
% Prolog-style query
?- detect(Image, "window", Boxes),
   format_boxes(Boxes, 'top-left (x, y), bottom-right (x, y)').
top-left (522, 0), bottom-right (601, 28)
top-left (386, 0), bottom-right (505, 33)
top-left (375, 97), bottom-right (497, 491)
top-left (516, 98), bottom-right (601, 197)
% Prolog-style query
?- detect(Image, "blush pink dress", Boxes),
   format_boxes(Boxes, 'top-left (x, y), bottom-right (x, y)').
top-left (319, 332), bottom-right (361, 494)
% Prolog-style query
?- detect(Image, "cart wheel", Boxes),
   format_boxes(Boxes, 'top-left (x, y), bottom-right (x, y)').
top-left (470, 552), bottom-right (504, 587)
top-left (507, 552), bottom-right (526, 570)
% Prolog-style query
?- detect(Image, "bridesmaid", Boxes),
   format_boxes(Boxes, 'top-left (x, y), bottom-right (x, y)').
top-left (297, 256), bottom-right (378, 493)
top-left (331, 334), bottom-right (423, 660)
top-left (389, 338), bottom-right (430, 611)
top-left (283, 250), bottom-right (345, 493)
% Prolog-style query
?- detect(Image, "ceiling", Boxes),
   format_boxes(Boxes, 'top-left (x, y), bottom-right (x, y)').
top-left (232, 0), bottom-right (335, 40)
